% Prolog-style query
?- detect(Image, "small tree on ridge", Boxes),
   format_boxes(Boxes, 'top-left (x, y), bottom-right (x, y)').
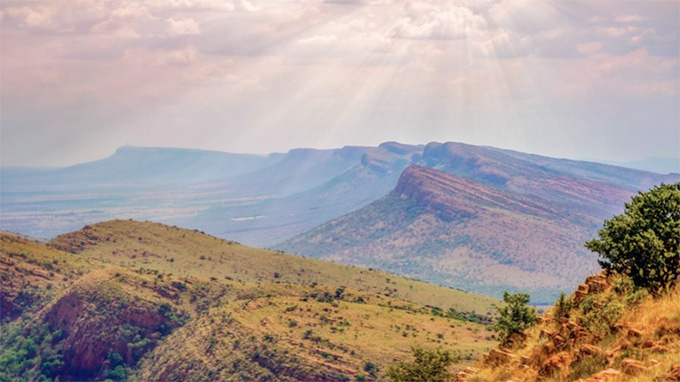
top-left (492, 291), bottom-right (537, 347)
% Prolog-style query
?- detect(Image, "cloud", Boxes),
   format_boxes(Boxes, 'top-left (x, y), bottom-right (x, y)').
top-left (615, 14), bottom-right (649, 23)
top-left (149, 0), bottom-right (257, 11)
top-left (595, 26), bottom-right (639, 38)
top-left (2, 5), bottom-right (62, 31)
top-left (160, 46), bottom-right (199, 66)
top-left (390, 2), bottom-right (486, 40)
top-left (1, 0), bottom-right (678, 167)
top-left (167, 18), bottom-right (201, 36)
top-left (297, 34), bottom-right (338, 46)
top-left (577, 42), bottom-right (603, 55)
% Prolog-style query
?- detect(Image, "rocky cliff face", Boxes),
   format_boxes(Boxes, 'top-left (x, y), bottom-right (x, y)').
top-left (37, 269), bottom-right (187, 380)
top-left (394, 165), bottom-right (563, 221)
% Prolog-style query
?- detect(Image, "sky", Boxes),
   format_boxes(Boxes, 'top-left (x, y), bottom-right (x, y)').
top-left (1, 0), bottom-right (678, 167)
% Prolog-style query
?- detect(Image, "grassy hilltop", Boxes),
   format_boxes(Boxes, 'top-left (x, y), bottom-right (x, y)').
top-left (0, 220), bottom-right (499, 382)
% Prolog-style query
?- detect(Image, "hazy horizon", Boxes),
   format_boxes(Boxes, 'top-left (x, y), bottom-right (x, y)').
top-left (2, 141), bottom-right (678, 175)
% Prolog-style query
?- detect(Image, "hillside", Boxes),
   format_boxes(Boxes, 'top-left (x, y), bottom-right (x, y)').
top-left (48, 219), bottom-right (497, 314)
top-left (0, 220), bottom-right (500, 382)
top-left (466, 273), bottom-right (680, 382)
top-left (278, 166), bottom-right (603, 303)
top-left (0, 231), bottom-right (102, 320)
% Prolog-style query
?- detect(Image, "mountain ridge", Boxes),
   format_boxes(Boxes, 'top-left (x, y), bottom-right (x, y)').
top-left (278, 165), bottom-right (609, 303)
top-left (2, 141), bottom-right (676, 245)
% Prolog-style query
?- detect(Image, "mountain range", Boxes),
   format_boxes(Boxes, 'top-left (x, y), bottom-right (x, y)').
top-left (1, 141), bottom-right (678, 301)
top-left (279, 165), bottom-right (600, 302)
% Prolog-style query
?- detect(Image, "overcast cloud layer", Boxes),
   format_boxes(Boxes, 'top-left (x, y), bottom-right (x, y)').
top-left (1, 0), bottom-right (678, 167)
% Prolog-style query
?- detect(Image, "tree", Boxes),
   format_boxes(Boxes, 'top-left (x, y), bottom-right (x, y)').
top-left (553, 292), bottom-right (572, 322)
top-left (386, 346), bottom-right (456, 382)
top-left (585, 183), bottom-right (680, 293)
top-left (492, 291), bottom-right (537, 347)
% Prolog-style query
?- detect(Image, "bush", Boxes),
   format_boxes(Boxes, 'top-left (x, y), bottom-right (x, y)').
top-left (363, 361), bottom-right (377, 377)
top-left (553, 292), bottom-right (572, 322)
top-left (586, 183), bottom-right (680, 294)
top-left (569, 351), bottom-right (609, 380)
top-left (581, 297), bottom-right (624, 337)
top-left (386, 346), bottom-right (456, 382)
top-left (492, 292), bottom-right (537, 347)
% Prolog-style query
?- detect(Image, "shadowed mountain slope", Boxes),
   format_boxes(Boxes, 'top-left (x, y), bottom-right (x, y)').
top-left (278, 166), bottom-right (610, 303)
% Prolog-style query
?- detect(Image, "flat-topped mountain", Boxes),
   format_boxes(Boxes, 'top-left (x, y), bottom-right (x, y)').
top-left (418, 142), bottom-right (673, 219)
top-left (1, 146), bottom-right (275, 192)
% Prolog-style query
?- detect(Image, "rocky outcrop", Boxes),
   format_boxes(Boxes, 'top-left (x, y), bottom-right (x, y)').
top-left (621, 358), bottom-right (647, 375)
top-left (655, 364), bottom-right (680, 382)
top-left (539, 351), bottom-right (570, 377)
top-left (574, 272), bottom-right (609, 304)
top-left (37, 270), bottom-right (187, 380)
top-left (484, 348), bottom-right (515, 366)
top-left (575, 368), bottom-right (621, 382)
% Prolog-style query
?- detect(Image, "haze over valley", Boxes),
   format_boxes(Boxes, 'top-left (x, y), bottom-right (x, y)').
top-left (2, 141), bottom-right (677, 302)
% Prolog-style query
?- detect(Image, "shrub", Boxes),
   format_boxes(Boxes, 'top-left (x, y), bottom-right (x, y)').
top-left (386, 346), bottom-right (456, 382)
top-left (586, 183), bottom-right (680, 294)
top-left (363, 361), bottom-right (377, 377)
top-left (582, 298), bottom-right (624, 337)
top-left (569, 351), bottom-right (609, 380)
top-left (492, 292), bottom-right (537, 347)
top-left (553, 292), bottom-right (572, 322)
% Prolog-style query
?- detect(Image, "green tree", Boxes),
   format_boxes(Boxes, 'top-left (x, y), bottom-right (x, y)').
top-left (492, 292), bottom-right (537, 347)
top-left (553, 292), bottom-right (572, 322)
top-left (386, 346), bottom-right (456, 382)
top-left (585, 183), bottom-right (680, 293)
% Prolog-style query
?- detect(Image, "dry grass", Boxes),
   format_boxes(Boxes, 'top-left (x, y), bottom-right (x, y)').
top-left (48, 219), bottom-right (499, 314)
top-left (469, 277), bottom-right (680, 382)
top-left (138, 284), bottom-right (496, 381)
top-left (2, 223), bottom-right (500, 382)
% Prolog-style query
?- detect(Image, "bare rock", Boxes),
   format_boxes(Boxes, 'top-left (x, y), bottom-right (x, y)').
top-left (485, 348), bottom-right (515, 367)
top-left (621, 358), bottom-right (647, 375)
top-left (586, 368), bottom-right (621, 381)
top-left (539, 352), bottom-right (570, 377)
top-left (579, 344), bottom-right (603, 357)
top-left (539, 328), bottom-right (553, 339)
top-left (455, 371), bottom-right (469, 382)
top-left (655, 364), bottom-right (680, 382)
top-left (574, 284), bottom-right (590, 304)
top-left (626, 328), bottom-right (644, 340)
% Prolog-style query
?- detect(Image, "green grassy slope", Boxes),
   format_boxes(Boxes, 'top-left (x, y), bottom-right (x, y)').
top-left (0, 221), bottom-right (500, 382)
top-left (48, 219), bottom-right (498, 314)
